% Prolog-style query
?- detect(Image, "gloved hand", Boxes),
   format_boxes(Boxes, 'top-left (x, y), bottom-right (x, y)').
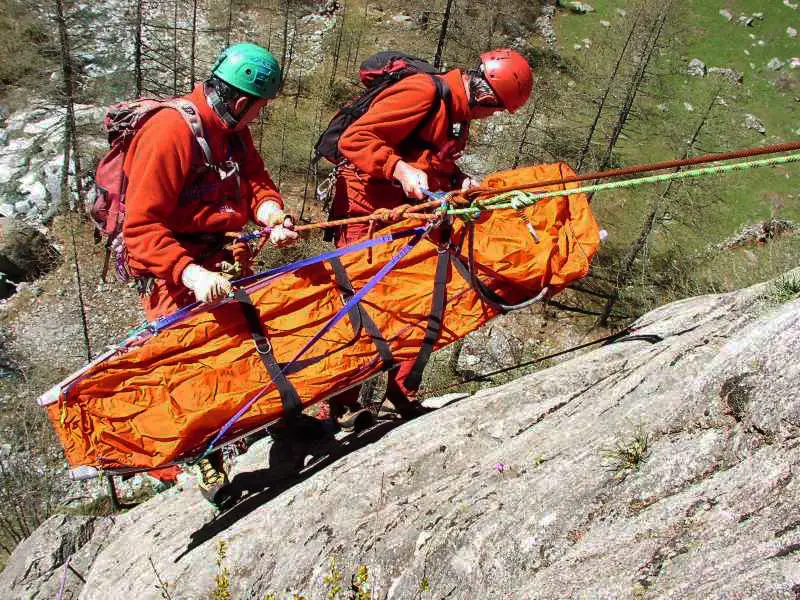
top-left (257, 200), bottom-right (299, 247)
top-left (461, 176), bottom-right (479, 191)
top-left (256, 200), bottom-right (287, 227)
top-left (181, 263), bottom-right (232, 303)
top-left (393, 161), bottom-right (428, 200)
top-left (269, 218), bottom-right (299, 247)
top-left (231, 239), bottom-right (253, 276)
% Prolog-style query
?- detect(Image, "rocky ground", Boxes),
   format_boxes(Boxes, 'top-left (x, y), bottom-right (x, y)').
top-left (1, 269), bottom-right (798, 599)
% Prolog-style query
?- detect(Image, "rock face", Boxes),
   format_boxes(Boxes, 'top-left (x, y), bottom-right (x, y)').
top-left (0, 102), bottom-right (105, 222)
top-left (767, 57), bottom-right (786, 71)
top-left (0, 515), bottom-right (114, 600)
top-left (535, 1), bottom-right (558, 50)
top-left (2, 274), bottom-right (800, 598)
top-left (744, 113), bottom-right (767, 134)
top-left (718, 218), bottom-right (798, 250)
top-left (707, 66), bottom-right (744, 84)
top-left (686, 58), bottom-right (707, 77)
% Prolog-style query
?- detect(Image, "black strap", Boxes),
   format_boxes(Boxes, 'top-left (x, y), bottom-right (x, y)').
top-left (450, 223), bottom-right (549, 313)
top-left (232, 288), bottom-right (302, 416)
top-left (328, 257), bottom-right (395, 369)
top-left (404, 225), bottom-right (452, 391)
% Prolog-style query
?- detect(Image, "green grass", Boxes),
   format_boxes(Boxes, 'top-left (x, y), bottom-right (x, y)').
top-left (557, 0), bottom-right (799, 236)
top-left (766, 272), bottom-right (800, 304)
top-left (552, 0), bottom-right (800, 316)
top-left (601, 427), bottom-right (651, 479)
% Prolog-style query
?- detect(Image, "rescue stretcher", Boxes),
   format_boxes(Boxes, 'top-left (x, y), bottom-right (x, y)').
top-left (39, 162), bottom-right (601, 479)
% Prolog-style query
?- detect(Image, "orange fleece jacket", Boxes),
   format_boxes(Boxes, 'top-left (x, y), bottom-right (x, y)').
top-left (123, 84), bottom-right (283, 286)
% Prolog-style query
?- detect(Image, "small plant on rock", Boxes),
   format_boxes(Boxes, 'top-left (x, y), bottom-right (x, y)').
top-left (211, 540), bottom-right (232, 600)
top-left (351, 564), bottom-right (371, 600)
top-left (601, 428), bottom-right (651, 479)
top-left (767, 275), bottom-right (800, 304)
top-left (323, 556), bottom-right (344, 599)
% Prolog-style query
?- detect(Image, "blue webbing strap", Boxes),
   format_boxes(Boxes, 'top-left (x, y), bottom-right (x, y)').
top-left (197, 222), bottom-right (434, 458)
top-left (149, 227), bottom-right (426, 333)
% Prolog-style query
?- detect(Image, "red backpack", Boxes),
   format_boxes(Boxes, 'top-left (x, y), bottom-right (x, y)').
top-left (91, 98), bottom-right (215, 280)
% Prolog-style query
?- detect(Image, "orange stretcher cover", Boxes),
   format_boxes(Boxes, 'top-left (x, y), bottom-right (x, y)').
top-left (45, 162), bottom-right (601, 471)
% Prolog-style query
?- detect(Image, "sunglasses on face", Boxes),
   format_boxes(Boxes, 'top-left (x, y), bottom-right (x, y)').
top-left (468, 71), bottom-right (503, 108)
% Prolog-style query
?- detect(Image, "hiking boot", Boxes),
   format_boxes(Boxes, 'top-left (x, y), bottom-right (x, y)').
top-left (393, 400), bottom-right (435, 420)
top-left (385, 381), bottom-right (433, 420)
top-left (193, 451), bottom-right (231, 508)
top-left (336, 407), bottom-right (375, 432)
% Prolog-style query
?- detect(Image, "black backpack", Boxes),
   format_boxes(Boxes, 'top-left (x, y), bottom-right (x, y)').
top-left (313, 51), bottom-right (453, 166)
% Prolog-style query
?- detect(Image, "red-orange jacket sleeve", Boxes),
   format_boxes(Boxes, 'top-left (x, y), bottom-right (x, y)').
top-left (122, 110), bottom-right (196, 285)
top-left (338, 75), bottom-right (438, 180)
top-left (237, 128), bottom-right (284, 218)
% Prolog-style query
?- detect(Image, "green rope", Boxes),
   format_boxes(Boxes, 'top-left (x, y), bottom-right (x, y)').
top-left (450, 153), bottom-right (800, 218)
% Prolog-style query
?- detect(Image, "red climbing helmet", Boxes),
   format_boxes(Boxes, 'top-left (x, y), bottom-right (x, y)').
top-left (479, 49), bottom-right (533, 113)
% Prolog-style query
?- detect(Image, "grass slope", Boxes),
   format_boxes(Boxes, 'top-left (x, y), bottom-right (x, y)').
top-left (554, 0), bottom-right (798, 306)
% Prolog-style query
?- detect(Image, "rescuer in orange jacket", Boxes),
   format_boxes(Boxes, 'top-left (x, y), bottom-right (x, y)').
top-left (324, 48), bottom-right (534, 427)
top-left (124, 45), bottom-right (298, 323)
top-left (122, 42), bottom-right (298, 507)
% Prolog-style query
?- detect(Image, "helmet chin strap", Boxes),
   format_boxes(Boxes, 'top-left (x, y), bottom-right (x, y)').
top-left (205, 84), bottom-right (240, 129)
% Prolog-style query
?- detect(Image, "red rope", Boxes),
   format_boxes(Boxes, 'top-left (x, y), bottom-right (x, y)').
top-left (281, 142), bottom-right (800, 234)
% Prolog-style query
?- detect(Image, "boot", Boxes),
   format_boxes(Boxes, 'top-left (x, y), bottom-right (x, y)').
top-left (193, 450), bottom-right (231, 508)
top-left (324, 392), bottom-right (373, 433)
top-left (385, 377), bottom-right (434, 420)
top-left (336, 406), bottom-right (375, 432)
top-left (391, 398), bottom-right (435, 420)
top-left (268, 414), bottom-right (338, 479)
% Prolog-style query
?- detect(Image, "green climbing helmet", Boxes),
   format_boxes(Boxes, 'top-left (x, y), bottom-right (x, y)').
top-left (211, 42), bottom-right (282, 99)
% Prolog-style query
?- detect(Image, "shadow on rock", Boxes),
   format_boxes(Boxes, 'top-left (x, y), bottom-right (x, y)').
top-left (177, 416), bottom-right (412, 561)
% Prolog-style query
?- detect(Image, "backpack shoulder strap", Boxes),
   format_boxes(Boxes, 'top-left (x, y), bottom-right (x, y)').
top-left (162, 99), bottom-right (215, 167)
top-left (404, 74), bottom-right (453, 144)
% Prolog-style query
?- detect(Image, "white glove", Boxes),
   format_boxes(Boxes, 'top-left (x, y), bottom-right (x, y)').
top-left (258, 200), bottom-right (299, 247)
top-left (256, 200), bottom-right (287, 227)
top-left (180, 263), bottom-right (232, 303)
top-left (269, 219), bottom-right (299, 247)
top-left (393, 161), bottom-right (428, 200)
top-left (461, 176), bottom-right (479, 191)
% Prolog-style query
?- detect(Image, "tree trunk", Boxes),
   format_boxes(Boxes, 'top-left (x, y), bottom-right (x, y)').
top-left (135, 0), bottom-right (143, 96)
top-left (434, 0), bottom-right (455, 69)
top-left (513, 93), bottom-right (539, 169)
top-left (172, 0), bottom-right (179, 95)
top-left (226, 0), bottom-right (233, 46)
top-left (598, 87), bottom-right (716, 326)
top-left (352, 1), bottom-right (369, 72)
top-left (595, 8), bottom-right (668, 175)
top-left (328, 3), bottom-right (347, 88)
top-left (576, 8), bottom-right (642, 172)
top-left (55, 0), bottom-right (84, 215)
top-left (190, 0), bottom-right (198, 85)
top-left (280, 0), bottom-right (290, 79)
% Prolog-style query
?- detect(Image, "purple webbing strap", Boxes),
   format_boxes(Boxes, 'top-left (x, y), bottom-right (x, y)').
top-left (150, 227), bottom-right (426, 333)
top-left (198, 222), bottom-right (434, 458)
top-left (55, 556), bottom-right (71, 600)
top-left (60, 228), bottom-right (426, 400)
